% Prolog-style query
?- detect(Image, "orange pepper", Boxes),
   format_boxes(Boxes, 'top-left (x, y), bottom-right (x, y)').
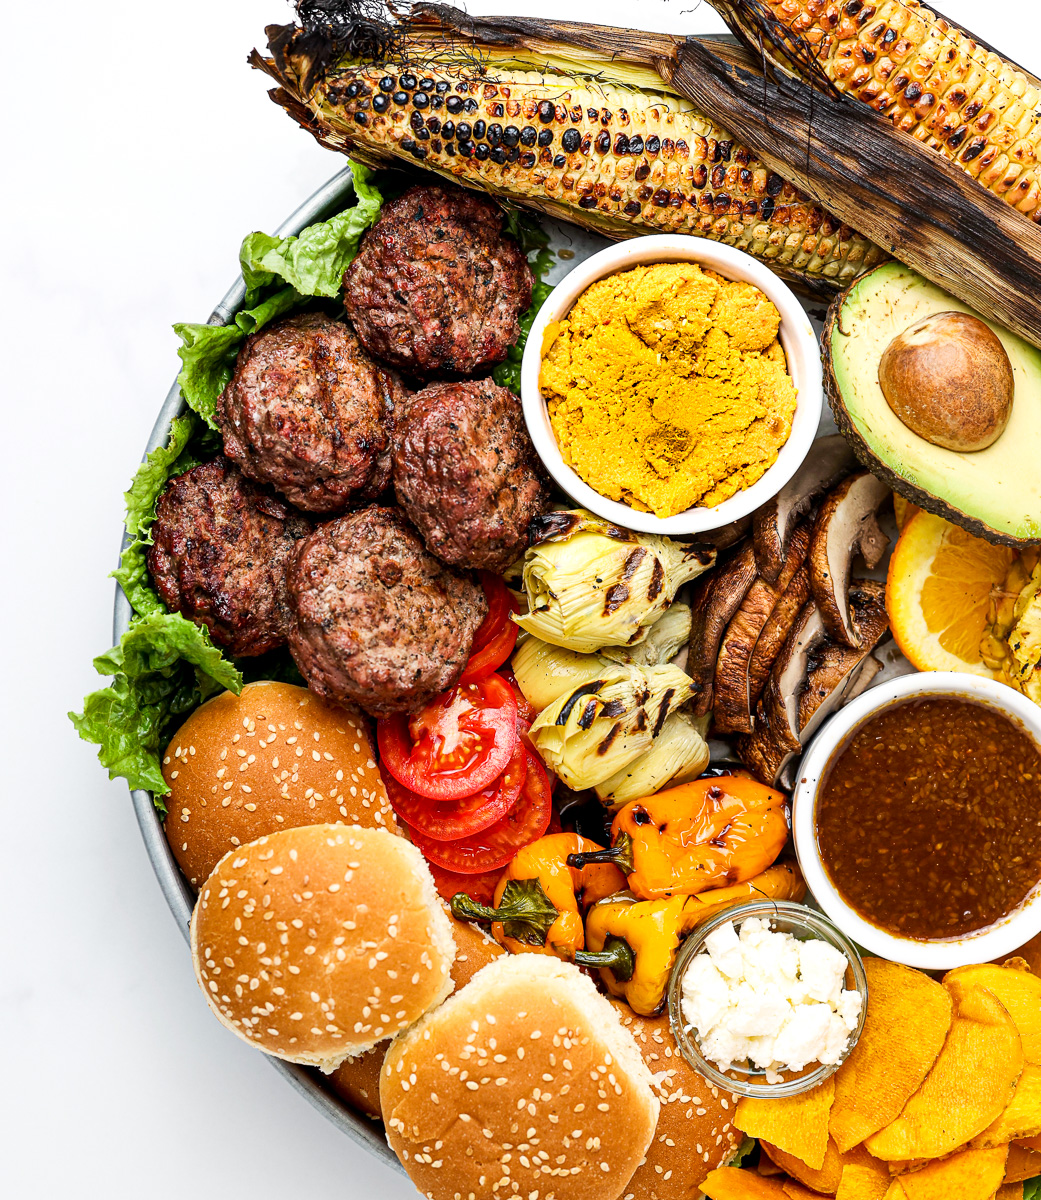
top-left (568, 774), bottom-right (789, 900)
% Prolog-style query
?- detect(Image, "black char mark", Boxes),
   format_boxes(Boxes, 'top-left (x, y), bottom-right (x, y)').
top-left (603, 546), bottom-right (648, 615)
top-left (556, 680), bottom-right (605, 725)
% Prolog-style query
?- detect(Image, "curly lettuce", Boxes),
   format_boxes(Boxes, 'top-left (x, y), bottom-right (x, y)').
top-left (493, 206), bottom-right (555, 394)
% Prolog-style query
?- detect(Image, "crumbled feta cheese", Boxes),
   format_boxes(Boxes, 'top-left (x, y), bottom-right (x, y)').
top-left (680, 918), bottom-right (863, 1084)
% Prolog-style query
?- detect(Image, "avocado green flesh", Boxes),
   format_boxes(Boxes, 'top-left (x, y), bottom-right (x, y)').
top-left (829, 261), bottom-right (1041, 543)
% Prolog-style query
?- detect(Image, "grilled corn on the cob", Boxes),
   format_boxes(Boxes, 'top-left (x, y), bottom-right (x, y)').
top-left (711, 0), bottom-right (1041, 221)
top-left (255, 13), bottom-right (887, 286)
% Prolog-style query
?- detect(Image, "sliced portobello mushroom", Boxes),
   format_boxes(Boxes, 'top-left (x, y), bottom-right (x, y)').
top-left (738, 579), bottom-right (890, 786)
top-left (687, 541), bottom-right (759, 718)
top-left (747, 563), bottom-right (811, 711)
top-left (808, 471), bottom-right (891, 648)
top-left (713, 522), bottom-right (813, 736)
top-left (703, 514), bottom-right (753, 553)
top-left (752, 435), bottom-right (857, 583)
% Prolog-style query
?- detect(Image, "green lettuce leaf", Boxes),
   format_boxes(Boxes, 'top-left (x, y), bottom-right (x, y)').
top-left (70, 611), bottom-right (242, 807)
top-left (1023, 1176), bottom-right (1041, 1200)
top-left (239, 161), bottom-right (383, 299)
top-left (493, 245), bottom-right (555, 395)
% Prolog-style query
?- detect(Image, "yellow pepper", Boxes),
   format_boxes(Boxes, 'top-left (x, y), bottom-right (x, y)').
top-left (574, 860), bottom-right (806, 1015)
top-left (568, 773), bottom-right (789, 900)
top-left (450, 833), bottom-right (625, 959)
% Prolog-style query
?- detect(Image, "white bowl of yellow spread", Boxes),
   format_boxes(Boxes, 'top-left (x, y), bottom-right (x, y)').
top-left (520, 234), bottom-right (823, 535)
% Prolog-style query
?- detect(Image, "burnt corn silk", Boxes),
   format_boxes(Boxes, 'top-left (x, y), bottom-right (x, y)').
top-left (255, 14), bottom-right (888, 289)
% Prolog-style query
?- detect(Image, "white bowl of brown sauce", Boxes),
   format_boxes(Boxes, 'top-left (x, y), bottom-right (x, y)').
top-left (792, 672), bottom-right (1041, 970)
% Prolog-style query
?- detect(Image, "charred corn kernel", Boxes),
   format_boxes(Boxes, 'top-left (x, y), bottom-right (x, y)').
top-left (450, 833), bottom-right (625, 959)
top-left (738, 0), bottom-right (1041, 220)
top-left (262, 39), bottom-right (887, 285)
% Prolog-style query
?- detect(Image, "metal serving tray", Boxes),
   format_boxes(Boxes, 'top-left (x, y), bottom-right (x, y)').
top-left (116, 164), bottom-right (911, 1169)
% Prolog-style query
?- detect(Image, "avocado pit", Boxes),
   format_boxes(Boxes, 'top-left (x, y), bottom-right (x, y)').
top-left (877, 311), bottom-right (1014, 452)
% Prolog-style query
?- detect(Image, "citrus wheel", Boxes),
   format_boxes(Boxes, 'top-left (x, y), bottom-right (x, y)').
top-left (886, 511), bottom-right (1016, 675)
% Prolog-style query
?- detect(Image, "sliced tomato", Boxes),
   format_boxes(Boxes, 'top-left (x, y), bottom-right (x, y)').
top-left (459, 574), bottom-right (520, 683)
top-left (426, 861), bottom-right (502, 907)
top-left (409, 749), bottom-right (553, 874)
top-left (499, 664), bottom-right (538, 724)
top-left (377, 674), bottom-right (518, 801)
top-left (385, 739), bottom-right (527, 842)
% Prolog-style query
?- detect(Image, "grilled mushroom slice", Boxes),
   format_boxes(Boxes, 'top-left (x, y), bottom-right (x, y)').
top-left (713, 522), bottom-right (812, 735)
top-left (752, 435), bottom-right (856, 583)
top-left (747, 563), bottom-right (811, 710)
top-left (807, 472), bottom-right (891, 648)
top-left (687, 541), bottom-right (758, 717)
top-left (737, 580), bottom-right (889, 786)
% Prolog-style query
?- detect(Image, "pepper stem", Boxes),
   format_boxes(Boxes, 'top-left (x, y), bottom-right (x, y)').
top-left (566, 831), bottom-right (634, 876)
top-left (574, 935), bottom-right (636, 982)
top-left (451, 879), bottom-right (560, 947)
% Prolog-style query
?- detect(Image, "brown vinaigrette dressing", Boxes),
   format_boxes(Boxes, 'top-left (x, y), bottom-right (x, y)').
top-left (815, 697), bottom-right (1041, 940)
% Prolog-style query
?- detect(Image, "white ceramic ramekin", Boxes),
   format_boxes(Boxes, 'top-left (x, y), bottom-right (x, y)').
top-left (519, 234), bottom-right (823, 536)
top-left (792, 672), bottom-right (1041, 970)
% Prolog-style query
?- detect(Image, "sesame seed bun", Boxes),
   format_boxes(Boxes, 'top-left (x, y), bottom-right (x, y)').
top-left (190, 824), bottom-right (455, 1072)
top-left (162, 681), bottom-right (396, 887)
top-left (329, 915), bottom-right (504, 1120)
top-left (611, 1005), bottom-right (741, 1200)
top-left (380, 955), bottom-right (660, 1200)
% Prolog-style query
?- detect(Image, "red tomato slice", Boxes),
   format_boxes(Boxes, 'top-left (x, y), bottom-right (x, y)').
top-left (459, 575), bottom-right (520, 683)
top-left (377, 674), bottom-right (518, 801)
top-left (409, 749), bottom-right (553, 874)
top-left (426, 862), bottom-right (502, 907)
top-left (384, 739), bottom-right (527, 842)
top-left (459, 618), bottom-right (519, 684)
top-left (499, 664), bottom-right (538, 724)
top-left (470, 572), bottom-right (515, 652)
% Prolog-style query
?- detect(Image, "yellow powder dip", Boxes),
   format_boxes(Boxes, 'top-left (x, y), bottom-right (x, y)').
top-left (539, 262), bottom-right (798, 517)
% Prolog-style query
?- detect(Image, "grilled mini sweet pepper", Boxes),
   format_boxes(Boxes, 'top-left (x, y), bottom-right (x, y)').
top-left (574, 859), bottom-right (805, 1014)
top-left (450, 833), bottom-right (626, 958)
top-left (567, 774), bottom-right (789, 900)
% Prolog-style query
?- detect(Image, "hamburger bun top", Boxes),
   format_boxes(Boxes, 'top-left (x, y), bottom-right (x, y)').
top-left (190, 824), bottom-right (454, 1071)
top-left (381, 955), bottom-right (660, 1200)
top-left (611, 1005), bottom-right (741, 1200)
top-left (162, 681), bottom-right (396, 887)
top-left (328, 915), bottom-right (504, 1121)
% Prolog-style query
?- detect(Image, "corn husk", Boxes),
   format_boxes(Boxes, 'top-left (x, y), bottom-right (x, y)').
top-left (601, 603), bottom-right (691, 668)
top-left (594, 710), bottom-right (710, 806)
top-left (517, 511), bottom-right (714, 653)
top-left (528, 663), bottom-right (694, 789)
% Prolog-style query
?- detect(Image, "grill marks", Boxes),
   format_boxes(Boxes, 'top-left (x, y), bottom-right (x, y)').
top-left (602, 547), bottom-right (647, 615)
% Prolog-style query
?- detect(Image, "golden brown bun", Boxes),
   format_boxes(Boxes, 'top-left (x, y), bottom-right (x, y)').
top-left (381, 955), bottom-right (660, 1200)
top-left (162, 681), bottom-right (396, 887)
top-left (611, 1004), bottom-right (742, 1199)
top-left (328, 915), bottom-right (504, 1120)
top-left (190, 824), bottom-right (455, 1071)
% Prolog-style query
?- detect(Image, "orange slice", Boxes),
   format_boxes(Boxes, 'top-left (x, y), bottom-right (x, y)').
top-left (886, 511), bottom-right (1015, 674)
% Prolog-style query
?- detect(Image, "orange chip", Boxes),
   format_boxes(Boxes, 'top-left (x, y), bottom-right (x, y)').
top-left (701, 1167), bottom-right (792, 1199)
top-left (782, 1183), bottom-right (826, 1200)
top-left (1003, 1141), bottom-right (1041, 1182)
top-left (972, 1064), bottom-right (1041, 1148)
top-left (866, 982), bottom-right (1024, 1161)
top-left (1015, 1135), bottom-right (1041, 1152)
top-left (762, 1137), bottom-right (845, 1193)
top-left (736, 1079), bottom-right (835, 1170)
top-left (896, 1146), bottom-right (1007, 1200)
top-left (831, 960), bottom-right (953, 1152)
top-left (882, 1183), bottom-right (906, 1199)
top-left (944, 965), bottom-right (1041, 1064)
top-left (995, 1184), bottom-right (1024, 1200)
top-left (998, 932), bottom-right (1041, 977)
top-left (836, 1151), bottom-right (892, 1200)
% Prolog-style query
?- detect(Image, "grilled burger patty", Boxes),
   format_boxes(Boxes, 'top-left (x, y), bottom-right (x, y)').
top-left (218, 312), bottom-right (401, 514)
top-left (286, 506), bottom-right (487, 717)
top-left (343, 184), bottom-right (533, 377)
top-left (147, 457), bottom-right (311, 657)
top-left (394, 378), bottom-right (550, 572)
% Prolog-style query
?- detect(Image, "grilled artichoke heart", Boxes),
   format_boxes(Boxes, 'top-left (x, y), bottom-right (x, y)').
top-left (600, 602), bottom-right (692, 668)
top-left (594, 710), bottom-right (710, 806)
top-left (527, 663), bottom-right (695, 789)
top-left (517, 511), bottom-right (714, 653)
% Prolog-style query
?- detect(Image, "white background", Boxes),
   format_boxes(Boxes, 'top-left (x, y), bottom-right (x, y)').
top-left (1, 1), bottom-right (1036, 1196)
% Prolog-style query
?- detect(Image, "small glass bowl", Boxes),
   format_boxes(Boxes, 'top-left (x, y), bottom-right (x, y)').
top-left (666, 899), bottom-right (869, 1099)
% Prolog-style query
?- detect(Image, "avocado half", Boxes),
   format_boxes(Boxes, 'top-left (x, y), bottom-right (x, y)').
top-left (823, 261), bottom-right (1041, 546)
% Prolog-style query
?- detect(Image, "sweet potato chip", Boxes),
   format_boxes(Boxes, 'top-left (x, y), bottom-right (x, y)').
top-left (831, 959), bottom-right (954, 1152)
top-left (1014, 1134), bottom-right (1041, 1151)
top-left (972, 1065), bottom-right (1041, 1148)
top-left (945, 965), bottom-right (1041, 1064)
top-left (782, 1184), bottom-right (826, 1200)
top-left (762, 1137), bottom-right (845, 1193)
top-left (866, 982), bottom-right (1024, 1161)
top-left (836, 1148), bottom-right (892, 1200)
top-left (881, 1183), bottom-right (906, 1199)
top-left (999, 932), bottom-right (1041, 976)
top-left (736, 1079), bottom-right (835, 1170)
top-left (995, 1184), bottom-right (1024, 1200)
top-left (1003, 1142), bottom-right (1041, 1182)
top-left (701, 1167), bottom-right (791, 1199)
top-left (896, 1146), bottom-right (1007, 1200)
